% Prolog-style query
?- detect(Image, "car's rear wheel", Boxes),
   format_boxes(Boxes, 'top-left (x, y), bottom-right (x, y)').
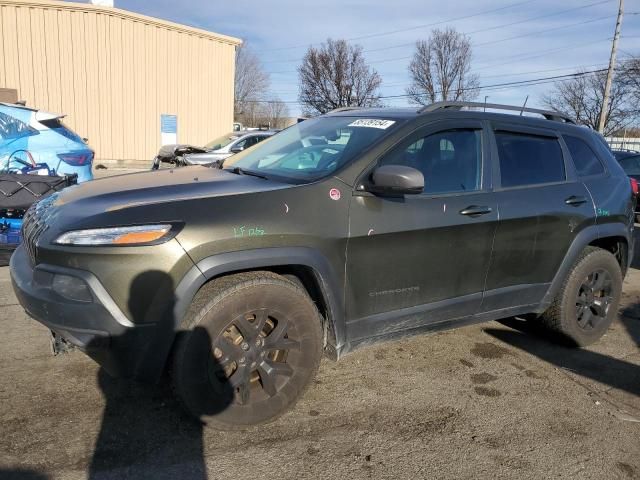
top-left (540, 246), bottom-right (622, 346)
top-left (171, 271), bottom-right (323, 430)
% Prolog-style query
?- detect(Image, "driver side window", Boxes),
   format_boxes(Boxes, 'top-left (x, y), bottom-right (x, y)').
top-left (381, 129), bottom-right (482, 194)
top-left (234, 137), bottom-right (252, 149)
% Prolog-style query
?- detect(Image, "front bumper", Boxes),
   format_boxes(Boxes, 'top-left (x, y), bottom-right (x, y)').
top-left (10, 245), bottom-right (158, 379)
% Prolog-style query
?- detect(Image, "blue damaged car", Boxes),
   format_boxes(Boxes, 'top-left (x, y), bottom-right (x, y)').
top-left (0, 102), bottom-right (94, 182)
top-left (0, 102), bottom-right (93, 262)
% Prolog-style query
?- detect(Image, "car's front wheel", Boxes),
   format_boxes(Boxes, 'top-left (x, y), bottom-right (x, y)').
top-left (540, 246), bottom-right (622, 346)
top-left (171, 271), bottom-right (323, 429)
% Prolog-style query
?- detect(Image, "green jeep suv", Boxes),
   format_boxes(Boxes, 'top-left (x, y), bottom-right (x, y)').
top-left (11, 102), bottom-right (635, 429)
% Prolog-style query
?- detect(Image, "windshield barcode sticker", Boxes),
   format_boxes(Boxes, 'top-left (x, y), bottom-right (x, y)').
top-left (348, 119), bottom-right (395, 129)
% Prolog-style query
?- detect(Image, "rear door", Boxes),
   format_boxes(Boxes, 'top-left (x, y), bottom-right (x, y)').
top-left (482, 124), bottom-right (594, 312)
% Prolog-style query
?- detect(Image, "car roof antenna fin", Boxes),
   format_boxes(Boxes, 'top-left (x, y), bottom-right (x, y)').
top-left (519, 95), bottom-right (529, 116)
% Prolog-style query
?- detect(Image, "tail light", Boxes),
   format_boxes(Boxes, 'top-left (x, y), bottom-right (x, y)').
top-left (630, 178), bottom-right (639, 196)
top-left (57, 152), bottom-right (93, 166)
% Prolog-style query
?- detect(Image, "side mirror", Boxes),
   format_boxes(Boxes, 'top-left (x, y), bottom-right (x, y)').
top-left (230, 145), bottom-right (245, 154)
top-left (368, 165), bottom-right (424, 195)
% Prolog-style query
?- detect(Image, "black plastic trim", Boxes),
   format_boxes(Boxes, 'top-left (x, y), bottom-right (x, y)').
top-left (173, 247), bottom-right (346, 349)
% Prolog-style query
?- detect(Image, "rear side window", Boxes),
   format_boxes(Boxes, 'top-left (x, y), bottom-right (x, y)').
top-left (496, 132), bottom-right (565, 188)
top-left (564, 135), bottom-right (605, 177)
top-left (0, 111), bottom-right (36, 141)
top-left (619, 155), bottom-right (640, 176)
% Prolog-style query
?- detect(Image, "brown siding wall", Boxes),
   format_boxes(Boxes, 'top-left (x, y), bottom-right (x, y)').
top-left (0, 0), bottom-right (240, 165)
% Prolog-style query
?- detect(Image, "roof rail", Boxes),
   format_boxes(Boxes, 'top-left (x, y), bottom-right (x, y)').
top-left (327, 106), bottom-right (367, 114)
top-left (418, 101), bottom-right (575, 124)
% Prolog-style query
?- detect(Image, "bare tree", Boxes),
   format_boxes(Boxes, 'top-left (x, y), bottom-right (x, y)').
top-left (543, 69), bottom-right (637, 136)
top-left (254, 99), bottom-right (290, 129)
top-left (234, 43), bottom-right (270, 124)
top-left (621, 56), bottom-right (640, 105)
top-left (407, 28), bottom-right (479, 106)
top-left (298, 39), bottom-right (382, 115)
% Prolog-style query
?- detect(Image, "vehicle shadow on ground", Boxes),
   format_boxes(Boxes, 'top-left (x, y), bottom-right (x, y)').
top-left (629, 227), bottom-right (640, 270)
top-left (0, 469), bottom-right (49, 480)
top-left (86, 271), bottom-right (233, 480)
top-left (488, 317), bottom-right (640, 397)
top-left (619, 304), bottom-right (640, 348)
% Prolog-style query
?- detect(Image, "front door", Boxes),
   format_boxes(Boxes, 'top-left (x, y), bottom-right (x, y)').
top-left (345, 120), bottom-right (498, 341)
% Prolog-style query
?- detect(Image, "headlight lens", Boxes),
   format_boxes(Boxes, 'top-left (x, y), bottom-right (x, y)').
top-left (54, 224), bottom-right (173, 246)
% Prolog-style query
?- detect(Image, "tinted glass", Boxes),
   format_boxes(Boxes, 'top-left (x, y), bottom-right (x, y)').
top-left (205, 133), bottom-right (238, 150)
top-left (619, 155), bottom-right (640, 176)
top-left (496, 132), bottom-right (565, 187)
top-left (381, 129), bottom-right (482, 194)
top-left (0, 111), bottom-right (36, 141)
top-left (225, 116), bottom-right (400, 183)
top-left (613, 150), bottom-right (638, 161)
top-left (234, 137), bottom-right (253, 149)
top-left (564, 135), bottom-right (605, 176)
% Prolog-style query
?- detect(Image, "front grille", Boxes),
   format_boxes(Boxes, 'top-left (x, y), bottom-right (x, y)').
top-left (22, 195), bottom-right (57, 264)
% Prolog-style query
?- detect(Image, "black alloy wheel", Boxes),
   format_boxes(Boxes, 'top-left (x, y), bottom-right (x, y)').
top-left (211, 308), bottom-right (300, 405)
top-left (171, 271), bottom-right (323, 429)
top-left (575, 269), bottom-right (613, 331)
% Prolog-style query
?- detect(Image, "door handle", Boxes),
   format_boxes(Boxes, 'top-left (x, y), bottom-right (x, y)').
top-left (565, 195), bottom-right (588, 206)
top-left (459, 205), bottom-right (493, 217)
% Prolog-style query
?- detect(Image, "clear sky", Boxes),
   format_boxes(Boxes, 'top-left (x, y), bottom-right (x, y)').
top-left (77, 0), bottom-right (639, 116)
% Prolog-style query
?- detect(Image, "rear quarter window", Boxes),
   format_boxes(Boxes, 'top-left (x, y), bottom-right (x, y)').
top-left (495, 131), bottom-right (565, 188)
top-left (618, 155), bottom-right (640, 176)
top-left (563, 135), bottom-right (605, 177)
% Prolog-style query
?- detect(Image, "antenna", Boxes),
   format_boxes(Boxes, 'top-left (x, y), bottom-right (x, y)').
top-left (519, 95), bottom-right (529, 116)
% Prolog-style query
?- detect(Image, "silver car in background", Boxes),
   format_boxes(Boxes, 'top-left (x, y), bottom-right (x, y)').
top-left (151, 130), bottom-right (278, 169)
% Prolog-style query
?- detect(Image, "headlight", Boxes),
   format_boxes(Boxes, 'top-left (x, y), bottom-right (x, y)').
top-left (54, 224), bottom-right (174, 246)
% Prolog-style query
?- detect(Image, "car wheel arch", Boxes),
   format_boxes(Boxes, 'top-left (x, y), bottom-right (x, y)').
top-left (136, 247), bottom-right (346, 382)
top-left (537, 223), bottom-right (631, 313)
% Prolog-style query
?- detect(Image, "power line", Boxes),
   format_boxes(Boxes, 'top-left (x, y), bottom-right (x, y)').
top-left (473, 37), bottom-right (611, 71)
top-left (260, 0), bottom-right (614, 64)
top-left (374, 63), bottom-right (610, 90)
top-left (268, 63), bottom-right (612, 97)
top-left (242, 68), bottom-right (608, 105)
top-left (256, 0), bottom-right (539, 55)
top-left (473, 16), bottom-right (614, 47)
top-left (362, 3), bottom-right (616, 55)
top-left (265, 36), bottom-right (613, 76)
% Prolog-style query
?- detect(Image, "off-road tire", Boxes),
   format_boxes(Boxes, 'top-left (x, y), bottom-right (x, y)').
top-left (171, 271), bottom-right (323, 430)
top-left (540, 246), bottom-right (622, 346)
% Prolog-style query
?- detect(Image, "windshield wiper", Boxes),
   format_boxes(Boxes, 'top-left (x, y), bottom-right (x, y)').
top-left (228, 166), bottom-right (269, 180)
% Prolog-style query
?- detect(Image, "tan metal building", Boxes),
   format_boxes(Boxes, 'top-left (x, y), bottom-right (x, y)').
top-left (0, 0), bottom-right (241, 167)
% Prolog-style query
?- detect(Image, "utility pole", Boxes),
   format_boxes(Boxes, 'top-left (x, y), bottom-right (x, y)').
top-left (598, 0), bottom-right (624, 133)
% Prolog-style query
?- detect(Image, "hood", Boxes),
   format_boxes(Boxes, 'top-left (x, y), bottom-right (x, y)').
top-left (157, 144), bottom-right (208, 159)
top-left (52, 166), bottom-right (288, 220)
top-left (183, 152), bottom-right (230, 165)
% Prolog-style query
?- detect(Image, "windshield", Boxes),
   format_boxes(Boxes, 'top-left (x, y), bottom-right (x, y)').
top-left (619, 155), bottom-right (640, 176)
top-left (205, 133), bottom-right (239, 150)
top-left (224, 116), bottom-right (400, 182)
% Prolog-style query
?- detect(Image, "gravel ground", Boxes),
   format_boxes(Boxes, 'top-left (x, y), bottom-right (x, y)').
top-left (0, 238), bottom-right (638, 479)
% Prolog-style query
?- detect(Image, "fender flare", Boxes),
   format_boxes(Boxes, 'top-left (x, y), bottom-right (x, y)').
top-left (138, 247), bottom-right (346, 381)
top-left (537, 222), bottom-right (632, 311)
